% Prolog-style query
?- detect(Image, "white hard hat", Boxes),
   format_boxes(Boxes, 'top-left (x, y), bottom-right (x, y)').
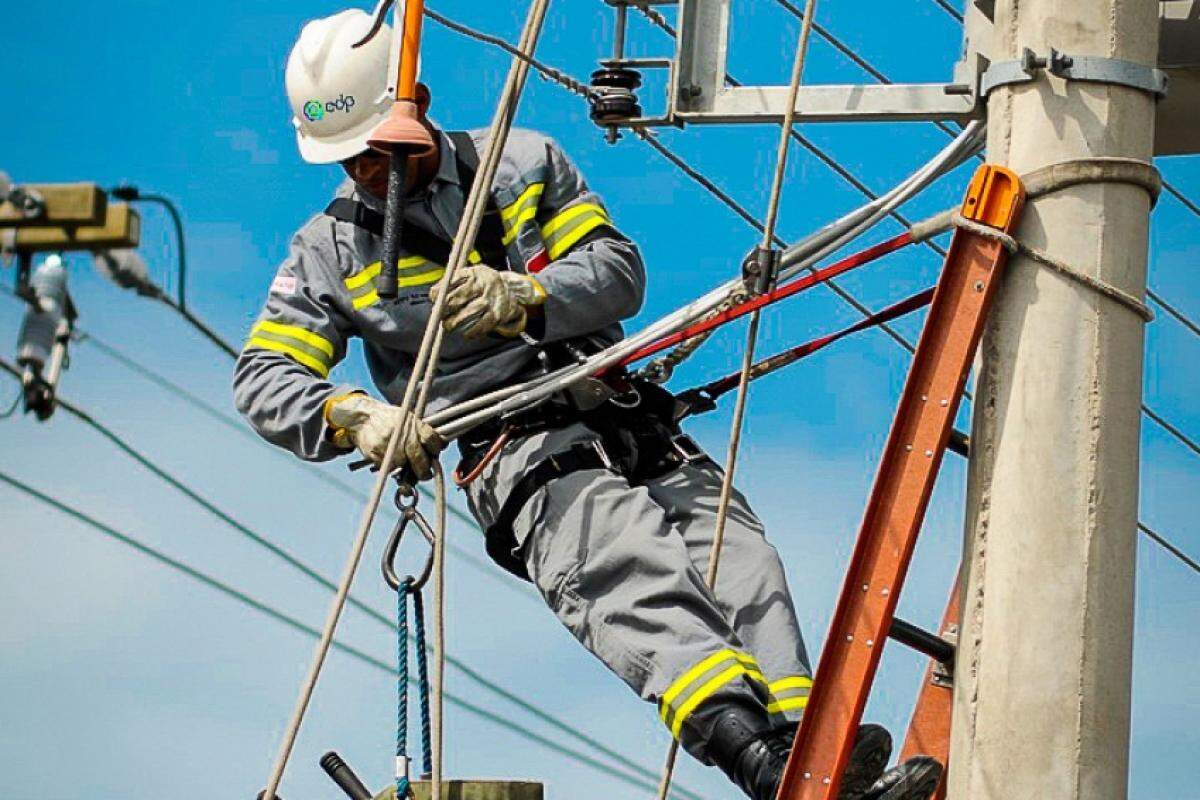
top-left (285, 9), bottom-right (394, 164)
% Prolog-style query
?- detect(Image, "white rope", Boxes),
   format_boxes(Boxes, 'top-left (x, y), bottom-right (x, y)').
top-left (258, 3), bottom-right (552, 797)
top-left (949, 213), bottom-right (1154, 323)
top-left (656, 3), bottom-right (819, 797)
top-left (431, 464), bottom-right (448, 799)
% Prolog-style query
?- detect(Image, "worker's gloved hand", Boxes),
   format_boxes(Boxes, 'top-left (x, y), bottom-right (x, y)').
top-left (430, 264), bottom-right (546, 339)
top-left (324, 393), bottom-right (446, 480)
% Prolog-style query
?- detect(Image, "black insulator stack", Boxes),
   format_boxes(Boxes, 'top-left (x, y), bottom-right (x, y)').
top-left (589, 67), bottom-right (643, 123)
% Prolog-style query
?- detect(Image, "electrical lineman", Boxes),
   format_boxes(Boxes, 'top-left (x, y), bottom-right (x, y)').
top-left (235, 10), bottom-right (935, 799)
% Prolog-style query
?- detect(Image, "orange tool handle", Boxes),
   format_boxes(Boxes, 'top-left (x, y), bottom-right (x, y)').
top-left (396, 0), bottom-right (426, 102)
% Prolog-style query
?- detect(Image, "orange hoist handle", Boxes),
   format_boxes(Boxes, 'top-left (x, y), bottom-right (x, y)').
top-left (396, 0), bottom-right (426, 102)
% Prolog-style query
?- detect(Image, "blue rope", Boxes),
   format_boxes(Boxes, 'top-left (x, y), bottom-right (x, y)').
top-left (396, 578), bottom-right (433, 797)
top-left (412, 589), bottom-right (433, 777)
top-left (396, 579), bottom-right (411, 799)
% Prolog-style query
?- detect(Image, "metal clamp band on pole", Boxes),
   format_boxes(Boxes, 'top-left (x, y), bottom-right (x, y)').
top-left (980, 47), bottom-right (1169, 99)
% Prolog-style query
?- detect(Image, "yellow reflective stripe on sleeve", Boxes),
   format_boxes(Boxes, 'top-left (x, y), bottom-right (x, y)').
top-left (500, 182), bottom-right (545, 245)
top-left (540, 202), bottom-right (612, 260)
top-left (670, 664), bottom-right (752, 738)
top-left (252, 320), bottom-right (335, 358)
top-left (540, 202), bottom-right (606, 238)
top-left (246, 336), bottom-right (331, 378)
top-left (767, 695), bottom-right (810, 715)
top-left (397, 266), bottom-right (446, 288)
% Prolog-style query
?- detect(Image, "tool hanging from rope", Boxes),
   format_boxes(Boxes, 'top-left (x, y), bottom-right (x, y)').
top-left (383, 486), bottom-right (437, 798)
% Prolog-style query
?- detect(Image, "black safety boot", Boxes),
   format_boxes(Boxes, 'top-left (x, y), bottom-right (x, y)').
top-left (764, 722), bottom-right (892, 800)
top-left (707, 706), bottom-right (785, 800)
top-left (861, 756), bottom-right (943, 800)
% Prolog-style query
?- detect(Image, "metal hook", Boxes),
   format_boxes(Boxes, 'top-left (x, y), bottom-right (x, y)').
top-left (382, 485), bottom-right (436, 591)
top-left (352, 0), bottom-right (395, 48)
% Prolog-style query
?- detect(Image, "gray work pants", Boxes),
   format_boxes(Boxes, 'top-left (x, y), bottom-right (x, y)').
top-left (464, 421), bottom-right (811, 761)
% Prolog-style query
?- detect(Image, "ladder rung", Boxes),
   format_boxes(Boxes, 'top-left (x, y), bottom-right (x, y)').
top-left (889, 617), bottom-right (956, 665)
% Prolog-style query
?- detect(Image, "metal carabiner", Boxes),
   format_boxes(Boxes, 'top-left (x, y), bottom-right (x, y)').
top-left (382, 484), bottom-right (437, 592)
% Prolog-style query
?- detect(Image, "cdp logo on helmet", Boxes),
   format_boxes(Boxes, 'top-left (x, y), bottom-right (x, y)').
top-left (303, 94), bottom-right (357, 122)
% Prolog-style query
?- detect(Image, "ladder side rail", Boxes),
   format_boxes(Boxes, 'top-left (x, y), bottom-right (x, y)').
top-left (897, 576), bottom-right (963, 800)
top-left (776, 164), bottom-right (1025, 800)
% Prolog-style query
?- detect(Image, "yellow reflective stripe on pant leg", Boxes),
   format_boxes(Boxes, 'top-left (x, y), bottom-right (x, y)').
top-left (766, 675), bottom-right (812, 715)
top-left (767, 695), bottom-right (810, 714)
top-left (660, 649), bottom-right (739, 720)
top-left (659, 650), bottom-right (765, 735)
top-left (768, 676), bottom-right (813, 694)
top-left (246, 336), bottom-right (331, 378)
top-left (252, 320), bottom-right (335, 358)
top-left (670, 664), bottom-right (754, 738)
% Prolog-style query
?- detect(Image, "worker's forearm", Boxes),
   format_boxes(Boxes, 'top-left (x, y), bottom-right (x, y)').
top-left (233, 350), bottom-right (356, 461)
top-left (532, 235), bottom-right (646, 342)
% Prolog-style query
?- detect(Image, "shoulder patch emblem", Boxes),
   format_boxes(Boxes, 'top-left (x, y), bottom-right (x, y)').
top-left (271, 274), bottom-right (298, 296)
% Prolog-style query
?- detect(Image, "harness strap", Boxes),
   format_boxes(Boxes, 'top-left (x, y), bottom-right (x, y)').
top-left (446, 131), bottom-right (510, 268)
top-left (325, 197), bottom-right (462, 267)
top-left (484, 440), bottom-right (613, 580)
top-left (324, 131), bottom-right (511, 270)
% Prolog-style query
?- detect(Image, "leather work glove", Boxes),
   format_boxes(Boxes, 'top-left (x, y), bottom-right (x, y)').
top-left (429, 264), bottom-right (546, 339)
top-left (324, 393), bottom-right (446, 480)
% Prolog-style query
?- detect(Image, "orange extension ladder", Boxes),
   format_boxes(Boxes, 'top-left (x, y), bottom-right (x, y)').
top-left (777, 164), bottom-right (1026, 800)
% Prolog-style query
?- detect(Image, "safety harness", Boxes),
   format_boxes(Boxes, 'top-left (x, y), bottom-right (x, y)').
top-left (460, 374), bottom-right (710, 580)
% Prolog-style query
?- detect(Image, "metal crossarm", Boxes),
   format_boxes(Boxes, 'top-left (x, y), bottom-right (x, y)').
top-left (776, 163), bottom-right (1025, 800)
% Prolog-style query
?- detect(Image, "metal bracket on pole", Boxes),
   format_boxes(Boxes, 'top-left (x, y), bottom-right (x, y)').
top-left (981, 48), bottom-right (1170, 99)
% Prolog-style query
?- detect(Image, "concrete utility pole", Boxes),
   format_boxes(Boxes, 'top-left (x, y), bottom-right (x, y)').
top-left (949, 3), bottom-right (1160, 800)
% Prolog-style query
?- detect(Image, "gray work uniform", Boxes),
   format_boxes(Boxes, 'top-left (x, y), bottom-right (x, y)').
top-left (234, 127), bottom-right (811, 760)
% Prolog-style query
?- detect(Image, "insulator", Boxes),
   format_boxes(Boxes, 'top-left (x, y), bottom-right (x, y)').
top-left (589, 67), bottom-right (643, 124)
top-left (590, 67), bottom-right (642, 91)
top-left (17, 256), bottom-right (67, 372)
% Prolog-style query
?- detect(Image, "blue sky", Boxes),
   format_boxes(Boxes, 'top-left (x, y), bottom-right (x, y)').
top-left (1, 2), bottom-right (1197, 799)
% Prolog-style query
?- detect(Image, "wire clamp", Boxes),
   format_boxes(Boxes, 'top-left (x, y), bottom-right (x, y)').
top-left (981, 48), bottom-right (1169, 99)
top-left (742, 246), bottom-right (781, 296)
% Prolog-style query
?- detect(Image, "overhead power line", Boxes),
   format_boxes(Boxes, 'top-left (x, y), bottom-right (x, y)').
top-left (927, 0), bottom-right (965, 23)
top-left (1139, 521), bottom-right (1200, 575)
top-left (71, 330), bottom-right (522, 594)
top-left (0, 468), bottom-right (679, 798)
top-left (1142, 403), bottom-right (1200, 460)
top-left (429, 0), bottom-right (1197, 580)
top-left (1147, 290), bottom-right (1200, 340)
top-left (627, 3), bottom-right (1200, 453)
top-left (1163, 180), bottom-right (1200, 219)
top-left (0, 353), bottom-right (702, 800)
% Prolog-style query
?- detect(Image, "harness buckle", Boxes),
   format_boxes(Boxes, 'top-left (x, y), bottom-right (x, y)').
top-left (589, 438), bottom-right (617, 472)
top-left (670, 433), bottom-right (706, 464)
